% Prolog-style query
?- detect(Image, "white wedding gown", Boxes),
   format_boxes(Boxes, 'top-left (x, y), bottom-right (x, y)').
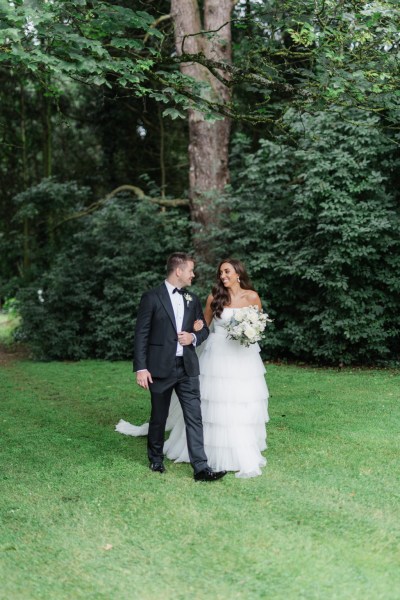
top-left (116, 308), bottom-right (269, 478)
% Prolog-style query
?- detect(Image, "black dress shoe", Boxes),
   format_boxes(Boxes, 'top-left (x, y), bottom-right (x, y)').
top-left (149, 462), bottom-right (166, 473)
top-left (194, 468), bottom-right (227, 482)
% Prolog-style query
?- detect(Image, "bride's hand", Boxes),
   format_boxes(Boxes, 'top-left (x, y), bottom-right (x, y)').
top-left (193, 319), bottom-right (204, 332)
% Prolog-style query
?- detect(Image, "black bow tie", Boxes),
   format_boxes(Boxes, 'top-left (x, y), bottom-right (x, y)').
top-left (173, 288), bottom-right (185, 295)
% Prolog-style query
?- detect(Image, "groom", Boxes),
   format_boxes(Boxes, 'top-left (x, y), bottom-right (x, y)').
top-left (134, 252), bottom-right (226, 482)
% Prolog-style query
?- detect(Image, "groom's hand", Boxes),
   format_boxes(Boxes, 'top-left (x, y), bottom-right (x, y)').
top-left (178, 331), bottom-right (195, 346)
top-left (136, 369), bottom-right (153, 390)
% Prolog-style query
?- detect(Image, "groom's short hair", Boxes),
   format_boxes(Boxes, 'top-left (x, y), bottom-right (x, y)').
top-left (166, 252), bottom-right (194, 275)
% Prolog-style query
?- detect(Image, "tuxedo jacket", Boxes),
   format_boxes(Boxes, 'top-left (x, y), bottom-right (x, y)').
top-left (133, 283), bottom-right (209, 378)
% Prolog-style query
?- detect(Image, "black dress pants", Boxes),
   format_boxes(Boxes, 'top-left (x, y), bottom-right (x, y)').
top-left (147, 357), bottom-right (208, 474)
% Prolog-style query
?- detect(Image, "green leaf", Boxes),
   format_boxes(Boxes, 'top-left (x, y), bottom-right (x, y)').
top-left (162, 107), bottom-right (186, 120)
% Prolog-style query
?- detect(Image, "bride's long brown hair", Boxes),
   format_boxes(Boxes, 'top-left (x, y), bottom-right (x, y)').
top-left (211, 258), bottom-right (255, 318)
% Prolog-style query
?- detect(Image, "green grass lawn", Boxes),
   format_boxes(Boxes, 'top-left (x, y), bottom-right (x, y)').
top-left (1, 358), bottom-right (399, 600)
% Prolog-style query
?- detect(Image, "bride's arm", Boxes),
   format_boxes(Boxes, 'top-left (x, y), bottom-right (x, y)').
top-left (193, 294), bottom-right (214, 331)
top-left (203, 294), bottom-right (214, 326)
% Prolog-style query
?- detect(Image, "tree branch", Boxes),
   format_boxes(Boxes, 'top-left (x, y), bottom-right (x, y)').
top-left (53, 185), bottom-right (189, 229)
top-left (167, 53), bottom-right (305, 95)
top-left (143, 14), bottom-right (172, 44)
top-left (181, 19), bottom-right (232, 55)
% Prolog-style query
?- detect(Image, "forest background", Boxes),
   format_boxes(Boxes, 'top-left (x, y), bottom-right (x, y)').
top-left (1, 0), bottom-right (400, 366)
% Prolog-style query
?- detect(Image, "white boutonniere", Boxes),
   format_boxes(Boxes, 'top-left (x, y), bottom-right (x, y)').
top-left (183, 293), bottom-right (193, 307)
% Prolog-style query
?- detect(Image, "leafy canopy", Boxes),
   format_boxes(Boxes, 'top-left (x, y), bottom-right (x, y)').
top-left (1, 0), bottom-right (399, 124)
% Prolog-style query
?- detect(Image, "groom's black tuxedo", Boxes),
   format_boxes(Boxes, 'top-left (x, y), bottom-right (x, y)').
top-left (133, 282), bottom-right (210, 473)
top-left (134, 283), bottom-right (209, 378)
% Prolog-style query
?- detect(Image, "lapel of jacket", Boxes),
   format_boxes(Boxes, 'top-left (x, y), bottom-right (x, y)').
top-left (181, 291), bottom-right (193, 331)
top-left (156, 283), bottom-right (177, 332)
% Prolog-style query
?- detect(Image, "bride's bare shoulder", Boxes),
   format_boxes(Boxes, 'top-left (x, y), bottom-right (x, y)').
top-left (245, 290), bottom-right (261, 307)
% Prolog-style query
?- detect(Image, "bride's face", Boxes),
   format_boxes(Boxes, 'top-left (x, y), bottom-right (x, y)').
top-left (220, 263), bottom-right (238, 288)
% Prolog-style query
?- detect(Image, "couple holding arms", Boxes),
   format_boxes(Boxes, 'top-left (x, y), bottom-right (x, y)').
top-left (118, 252), bottom-right (269, 481)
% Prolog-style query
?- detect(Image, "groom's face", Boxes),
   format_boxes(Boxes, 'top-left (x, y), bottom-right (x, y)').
top-left (177, 261), bottom-right (195, 288)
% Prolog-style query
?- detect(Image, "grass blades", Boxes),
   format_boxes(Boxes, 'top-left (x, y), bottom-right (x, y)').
top-left (1, 360), bottom-right (399, 599)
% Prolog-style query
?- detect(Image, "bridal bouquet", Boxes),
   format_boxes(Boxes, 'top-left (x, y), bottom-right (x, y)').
top-left (223, 305), bottom-right (272, 347)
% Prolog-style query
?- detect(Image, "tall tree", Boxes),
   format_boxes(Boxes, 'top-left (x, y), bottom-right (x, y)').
top-left (1, 0), bottom-right (400, 273)
top-left (170, 0), bottom-right (233, 258)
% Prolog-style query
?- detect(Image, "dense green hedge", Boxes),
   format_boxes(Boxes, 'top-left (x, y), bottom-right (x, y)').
top-left (228, 111), bottom-right (400, 364)
top-left (16, 111), bottom-right (400, 364)
top-left (17, 196), bottom-right (190, 360)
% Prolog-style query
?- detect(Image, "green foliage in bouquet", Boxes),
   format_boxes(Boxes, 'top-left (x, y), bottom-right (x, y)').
top-left (229, 110), bottom-right (400, 365)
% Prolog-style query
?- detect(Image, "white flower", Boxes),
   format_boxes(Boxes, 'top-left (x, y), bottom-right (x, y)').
top-left (234, 309), bottom-right (245, 322)
top-left (247, 311), bottom-right (259, 324)
top-left (37, 289), bottom-right (44, 303)
top-left (244, 324), bottom-right (256, 339)
top-left (183, 293), bottom-right (193, 307)
top-left (223, 305), bottom-right (273, 347)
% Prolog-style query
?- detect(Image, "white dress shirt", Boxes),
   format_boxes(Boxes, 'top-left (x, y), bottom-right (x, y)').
top-left (165, 280), bottom-right (185, 356)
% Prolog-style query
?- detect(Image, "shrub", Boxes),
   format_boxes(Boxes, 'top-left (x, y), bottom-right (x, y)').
top-left (2, 297), bottom-right (18, 315)
top-left (229, 111), bottom-right (400, 364)
top-left (17, 197), bottom-right (191, 360)
top-left (10, 178), bottom-right (93, 281)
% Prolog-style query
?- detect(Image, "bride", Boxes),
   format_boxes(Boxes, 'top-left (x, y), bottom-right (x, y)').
top-left (117, 258), bottom-right (269, 478)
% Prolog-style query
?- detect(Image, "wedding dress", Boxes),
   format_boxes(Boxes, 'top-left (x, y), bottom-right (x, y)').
top-left (116, 308), bottom-right (269, 478)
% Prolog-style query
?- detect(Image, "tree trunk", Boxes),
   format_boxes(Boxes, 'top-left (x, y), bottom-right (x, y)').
top-left (42, 92), bottom-right (52, 179)
top-left (20, 84), bottom-right (30, 273)
top-left (170, 0), bottom-right (233, 262)
top-left (42, 89), bottom-right (55, 250)
top-left (158, 105), bottom-right (166, 200)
